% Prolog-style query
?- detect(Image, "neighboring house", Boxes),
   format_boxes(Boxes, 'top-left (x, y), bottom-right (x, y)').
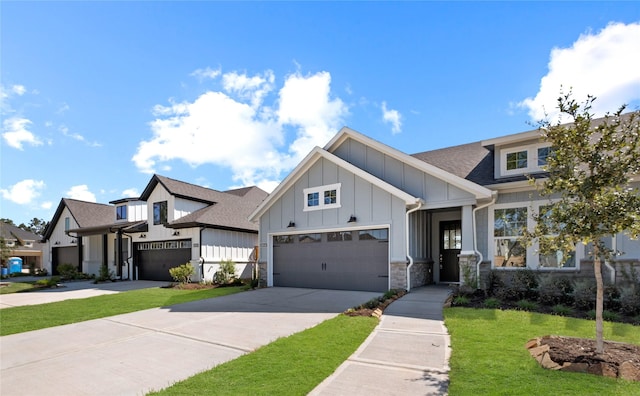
top-left (249, 123), bottom-right (640, 292)
top-left (42, 175), bottom-right (267, 282)
top-left (0, 221), bottom-right (46, 272)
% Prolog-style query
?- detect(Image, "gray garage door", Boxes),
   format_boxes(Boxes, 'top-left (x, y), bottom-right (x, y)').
top-left (273, 228), bottom-right (389, 292)
top-left (134, 240), bottom-right (191, 281)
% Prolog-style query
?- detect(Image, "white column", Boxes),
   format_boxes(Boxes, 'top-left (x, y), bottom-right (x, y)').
top-left (460, 204), bottom-right (475, 254)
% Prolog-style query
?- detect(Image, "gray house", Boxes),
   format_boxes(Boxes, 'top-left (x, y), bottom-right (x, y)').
top-left (43, 175), bottom-right (267, 281)
top-left (250, 125), bottom-right (640, 292)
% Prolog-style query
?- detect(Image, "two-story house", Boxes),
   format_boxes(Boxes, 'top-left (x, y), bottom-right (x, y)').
top-left (249, 121), bottom-right (640, 292)
top-left (43, 175), bottom-right (267, 282)
top-left (1, 221), bottom-right (46, 273)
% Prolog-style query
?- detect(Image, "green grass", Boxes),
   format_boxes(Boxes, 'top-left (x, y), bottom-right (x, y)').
top-left (0, 282), bottom-right (38, 294)
top-left (445, 307), bottom-right (640, 396)
top-left (148, 314), bottom-right (378, 395)
top-left (0, 286), bottom-right (246, 336)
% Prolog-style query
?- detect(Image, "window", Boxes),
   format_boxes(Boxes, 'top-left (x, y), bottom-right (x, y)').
top-left (493, 207), bottom-right (527, 267)
top-left (500, 143), bottom-right (553, 176)
top-left (328, 231), bottom-right (353, 242)
top-left (359, 229), bottom-right (388, 241)
top-left (303, 183), bottom-right (341, 211)
top-left (537, 205), bottom-right (575, 268)
top-left (64, 217), bottom-right (70, 231)
top-left (274, 235), bottom-right (294, 244)
top-left (116, 205), bottom-right (127, 221)
top-left (506, 150), bottom-right (527, 170)
top-left (299, 233), bottom-right (321, 243)
top-left (153, 201), bottom-right (167, 225)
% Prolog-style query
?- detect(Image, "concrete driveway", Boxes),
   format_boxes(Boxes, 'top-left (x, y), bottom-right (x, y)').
top-left (0, 287), bottom-right (379, 396)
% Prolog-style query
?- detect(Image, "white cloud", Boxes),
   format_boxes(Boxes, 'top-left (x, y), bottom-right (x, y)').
top-left (381, 101), bottom-right (402, 134)
top-left (133, 69), bottom-right (348, 189)
top-left (520, 22), bottom-right (640, 121)
top-left (122, 188), bottom-right (139, 198)
top-left (191, 67), bottom-right (221, 81)
top-left (59, 124), bottom-right (101, 147)
top-left (12, 85), bottom-right (26, 96)
top-left (41, 201), bottom-right (53, 210)
top-left (2, 117), bottom-right (42, 150)
top-left (0, 179), bottom-right (45, 205)
top-left (65, 185), bottom-right (97, 202)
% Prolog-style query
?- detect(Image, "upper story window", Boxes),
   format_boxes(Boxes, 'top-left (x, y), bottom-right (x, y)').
top-left (153, 201), bottom-right (168, 225)
top-left (64, 217), bottom-right (70, 231)
top-left (303, 183), bottom-right (341, 211)
top-left (116, 205), bottom-right (127, 221)
top-left (499, 143), bottom-right (552, 177)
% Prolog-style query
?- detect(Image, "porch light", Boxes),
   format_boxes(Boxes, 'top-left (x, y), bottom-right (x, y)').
top-left (347, 215), bottom-right (357, 223)
top-left (172, 231), bottom-right (180, 236)
top-left (287, 221), bottom-right (296, 228)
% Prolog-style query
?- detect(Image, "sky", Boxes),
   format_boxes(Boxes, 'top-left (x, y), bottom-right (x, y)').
top-left (1, 2), bottom-right (640, 227)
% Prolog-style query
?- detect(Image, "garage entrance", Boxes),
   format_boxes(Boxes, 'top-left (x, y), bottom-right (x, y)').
top-left (272, 228), bottom-right (389, 292)
top-left (52, 246), bottom-right (80, 275)
top-left (134, 240), bottom-right (191, 281)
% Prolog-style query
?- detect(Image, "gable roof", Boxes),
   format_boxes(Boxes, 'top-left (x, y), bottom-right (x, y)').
top-left (250, 146), bottom-right (422, 222)
top-left (170, 186), bottom-right (267, 232)
top-left (139, 174), bottom-right (229, 204)
top-left (1, 222), bottom-right (42, 242)
top-left (325, 127), bottom-right (494, 199)
top-left (43, 198), bottom-right (115, 239)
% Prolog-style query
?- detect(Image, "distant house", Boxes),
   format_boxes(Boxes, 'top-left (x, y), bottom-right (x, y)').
top-left (249, 120), bottom-right (640, 292)
top-left (0, 222), bottom-right (45, 272)
top-left (42, 175), bottom-right (267, 282)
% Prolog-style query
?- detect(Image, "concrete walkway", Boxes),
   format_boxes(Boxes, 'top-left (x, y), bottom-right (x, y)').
top-left (310, 285), bottom-right (452, 395)
top-left (0, 279), bottom-right (166, 309)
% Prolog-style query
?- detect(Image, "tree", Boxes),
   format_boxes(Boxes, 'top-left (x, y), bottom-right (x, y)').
top-left (525, 92), bottom-right (640, 354)
top-left (25, 218), bottom-right (49, 236)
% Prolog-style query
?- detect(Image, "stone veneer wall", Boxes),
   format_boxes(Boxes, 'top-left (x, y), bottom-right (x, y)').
top-left (257, 261), bottom-right (268, 288)
top-left (390, 261), bottom-right (407, 290)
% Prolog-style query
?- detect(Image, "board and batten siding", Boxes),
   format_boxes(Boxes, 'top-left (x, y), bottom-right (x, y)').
top-left (332, 137), bottom-right (475, 207)
top-left (174, 197), bottom-right (208, 220)
top-left (201, 228), bottom-right (258, 281)
top-left (259, 157), bottom-right (408, 263)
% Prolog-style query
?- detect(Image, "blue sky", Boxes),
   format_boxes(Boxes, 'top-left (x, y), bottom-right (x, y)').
top-left (2, 2), bottom-right (639, 227)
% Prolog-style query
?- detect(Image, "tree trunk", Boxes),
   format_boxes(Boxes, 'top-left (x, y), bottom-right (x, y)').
top-left (593, 244), bottom-right (604, 354)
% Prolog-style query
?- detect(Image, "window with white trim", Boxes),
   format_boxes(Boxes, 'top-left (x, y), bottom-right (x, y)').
top-left (303, 183), bottom-right (341, 211)
top-left (491, 202), bottom-right (581, 270)
top-left (499, 143), bottom-right (552, 177)
top-left (116, 205), bottom-right (127, 221)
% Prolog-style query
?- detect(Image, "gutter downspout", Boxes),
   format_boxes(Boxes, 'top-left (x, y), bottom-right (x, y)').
top-left (473, 192), bottom-right (497, 289)
top-left (406, 199), bottom-right (424, 292)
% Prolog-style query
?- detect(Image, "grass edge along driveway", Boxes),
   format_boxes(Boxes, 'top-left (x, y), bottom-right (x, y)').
top-left (0, 286), bottom-right (246, 336)
top-left (148, 314), bottom-right (379, 395)
top-left (445, 307), bottom-right (640, 396)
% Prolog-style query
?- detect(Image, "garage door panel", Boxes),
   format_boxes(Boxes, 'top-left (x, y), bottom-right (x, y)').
top-left (273, 229), bottom-right (388, 292)
top-left (135, 241), bottom-right (191, 282)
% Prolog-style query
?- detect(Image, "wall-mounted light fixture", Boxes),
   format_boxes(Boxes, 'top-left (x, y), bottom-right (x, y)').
top-left (70, 239), bottom-right (77, 244)
top-left (287, 221), bottom-right (296, 228)
top-left (54, 241), bottom-right (60, 245)
top-left (172, 231), bottom-right (180, 236)
top-left (347, 215), bottom-right (357, 223)
top-left (139, 234), bottom-right (146, 238)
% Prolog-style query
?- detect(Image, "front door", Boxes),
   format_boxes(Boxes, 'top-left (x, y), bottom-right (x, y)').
top-left (439, 221), bottom-right (461, 282)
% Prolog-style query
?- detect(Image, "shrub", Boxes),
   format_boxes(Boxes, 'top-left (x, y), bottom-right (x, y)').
top-left (516, 300), bottom-right (539, 312)
top-left (95, 265), bottom-right (115, 283)
top-left (213, 259), bottom-right (237, 285)
top-left (35, 268), bottom-right (48, 276)
top-left (495, 269), bottom-right (538, 301)
top-left (452, 295), bottom-right (470, 306)
top-left (169, 263), bottom-right (194, 284)
top-left (551, 304), bottom-right (573, 316)
top-left (572, 280), bottom-right (596, 311)
top-left (35, 276), bottom-right (60, 287)
top-left (537, 276), bottom-right (573, 306)
top-left (602, 310), bottom-right (621, 322)
top-left (618, 286), bottom-right (640, 316)
top-left (484, 270), bottom-right (504, 297)
top-left (603, 284), bottom-right (621, 311)
top-left (483, 297), bottom-right (501, 309)
top-left (57, 263), bottom-right (79, 280)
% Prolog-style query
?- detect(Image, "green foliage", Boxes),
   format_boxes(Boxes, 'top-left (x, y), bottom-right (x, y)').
top-left (169, 262), bottom-right (194, 284)
top-left (484, 269), bottom-right (504, 297)
top-left (56, 263), bottom-right (79, 280)
top-left (95, 265), bottom-right (115, 283)
top-left (482, 297), bottom-right (501, 309)
top-left (618, 286), bottom-right (640, 315)
top-left (35, 276), bottom-right (61, 287)
top-left (572, 280), bottom-right (596, 310)
top-left (537, 276), bottom-right (573, 306)
top-left (515, 299), bottom-right (539, 311)
top-left (551, 304), bottom-right (573, 316)
top-left (452, 295), bottom-right (470, 306)
top-left (213, 259), bottom-right (237, 284)
top-left (496, 269), bottom-right (538, 301)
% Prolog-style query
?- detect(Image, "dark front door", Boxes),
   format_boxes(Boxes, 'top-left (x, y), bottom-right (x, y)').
top-left (439, 221), bottom-right (461, 282)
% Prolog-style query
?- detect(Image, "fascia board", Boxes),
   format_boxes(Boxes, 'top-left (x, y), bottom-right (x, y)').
top-left (325, 127), bottom-right (493, 200)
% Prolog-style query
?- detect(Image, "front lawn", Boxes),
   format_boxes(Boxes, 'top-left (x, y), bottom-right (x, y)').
top-left (148, 314), bottom-right (378, 395)
top-left (0, 286), bottom-right (246, 336)
top-left (445, 307), bottom-right (640, 395)
top-left (0, 281), bottom-right (38, 294)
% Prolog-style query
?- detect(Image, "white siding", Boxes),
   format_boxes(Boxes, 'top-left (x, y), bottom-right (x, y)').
top-left (200, 228), bottom-right (258, 282)
top-left (174, 197), bottom-right (208, 220)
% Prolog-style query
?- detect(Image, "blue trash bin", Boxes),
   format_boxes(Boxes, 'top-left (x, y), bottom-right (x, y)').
top-left (8, 257), bottom-right (23, 274)
top-left (1, 267), bottom-right (7, 277)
